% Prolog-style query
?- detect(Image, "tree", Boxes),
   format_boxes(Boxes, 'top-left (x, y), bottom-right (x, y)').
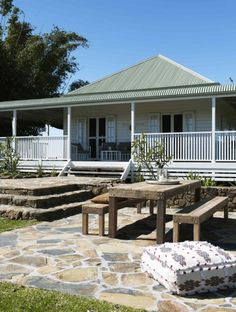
top-left (68, 79), bottom-right (89, 92)
top-left (0, 0), bottom-right (88, 135)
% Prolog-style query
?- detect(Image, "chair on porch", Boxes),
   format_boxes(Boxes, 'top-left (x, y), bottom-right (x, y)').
top-left (71, 143), bottom-right (90, 161)
top-left (117, 142), bottom-right (131, 161)
top-left (100, 142), bottom-right (120, 161)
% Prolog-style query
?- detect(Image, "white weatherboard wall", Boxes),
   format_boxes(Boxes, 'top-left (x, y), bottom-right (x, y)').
top-left (63, 98), bottom-right (236, 143)
top-left (63, 104), bottom-right (131, 143)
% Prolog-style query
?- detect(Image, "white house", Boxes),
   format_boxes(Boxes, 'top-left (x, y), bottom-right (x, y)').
top-left (1, 55), bottom-right (236, 180)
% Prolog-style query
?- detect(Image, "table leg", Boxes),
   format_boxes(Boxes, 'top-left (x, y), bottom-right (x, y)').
top-left (194, 187), bottom-right (201, 203)
top-left (156, 199), bottom-right (166, 244)
top-left (108, 196), bottom-right (119, 238)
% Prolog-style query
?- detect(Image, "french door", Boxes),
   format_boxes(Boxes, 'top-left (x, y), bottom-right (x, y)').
top-left (162, 114), bottom-right (183, 132)
top-left (89, 117), bottom-right (106, 159)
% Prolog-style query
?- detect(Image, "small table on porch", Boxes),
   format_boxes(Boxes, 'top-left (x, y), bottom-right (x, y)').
top-left (108, 180), bottom-right (201, 243)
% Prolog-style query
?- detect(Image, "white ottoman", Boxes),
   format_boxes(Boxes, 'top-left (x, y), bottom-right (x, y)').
top-left (141, 241), bottom-right (236, 295)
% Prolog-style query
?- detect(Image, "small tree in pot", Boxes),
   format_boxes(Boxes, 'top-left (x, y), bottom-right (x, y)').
top-left (131, 134), bottom-right (172, 180)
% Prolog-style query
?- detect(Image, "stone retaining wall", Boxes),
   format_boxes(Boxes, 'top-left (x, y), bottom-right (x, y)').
top-left (167, 186), bottom-right (236, 211)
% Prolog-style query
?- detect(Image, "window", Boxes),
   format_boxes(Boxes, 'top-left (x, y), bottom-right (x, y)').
top-left (148, 114), bottom-right (160, 132)
top-left (183, 112), bottom-right (195, 132)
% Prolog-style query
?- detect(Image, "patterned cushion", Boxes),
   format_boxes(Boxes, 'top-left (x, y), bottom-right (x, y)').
top-left (141, 241), bottom-right (236, 295)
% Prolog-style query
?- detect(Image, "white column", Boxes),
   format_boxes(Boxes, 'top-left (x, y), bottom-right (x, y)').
top-left (131, 102), bottom-right (135, 142)
top-left (12, 110), bottom-right (17, 137)
top-left (211, 97), bottom-right (216, 163)
top-left (12, 110), bottom-right (17, 151)
top-left (131, 102), bottom-right (135, 161)
top-left (67, 106), bottom-right (71, 161)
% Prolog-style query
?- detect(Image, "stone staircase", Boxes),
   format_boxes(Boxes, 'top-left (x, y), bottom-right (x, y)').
top-left (0, 183), bottom-right (94, 221)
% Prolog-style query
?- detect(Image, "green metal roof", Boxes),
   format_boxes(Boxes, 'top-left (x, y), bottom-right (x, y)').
top-left (0, 55), bottom-right (236, 111)
top-left (0, 84), bottom-right (236, 111)
top-left (67, 55), bottom-right (216, 95)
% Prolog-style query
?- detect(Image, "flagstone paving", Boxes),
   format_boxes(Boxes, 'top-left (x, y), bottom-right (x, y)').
top-left (0, 207), bottom-right (236, 311)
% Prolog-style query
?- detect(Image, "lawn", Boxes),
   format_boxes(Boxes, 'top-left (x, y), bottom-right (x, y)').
top-left (0, 217), bottom-right (37, 232)
top-left (0, 282), bottom-right (146, 312)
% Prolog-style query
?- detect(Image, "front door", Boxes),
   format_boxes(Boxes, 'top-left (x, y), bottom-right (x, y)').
top-left (89, 118), bottom-right (106, 159)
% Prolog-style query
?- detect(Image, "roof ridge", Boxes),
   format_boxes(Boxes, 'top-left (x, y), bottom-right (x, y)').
top-left (66, 54), bottom-right (164, 95)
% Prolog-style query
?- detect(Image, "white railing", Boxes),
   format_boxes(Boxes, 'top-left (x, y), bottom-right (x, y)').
top-left (216, 131), bottom-right (236, 161)
top-left (15, 136), bottom-right (68, 160)
top-left (1, 131), bottom-right (236, 162)
top-left (134, 132), bottom-right (213, 161)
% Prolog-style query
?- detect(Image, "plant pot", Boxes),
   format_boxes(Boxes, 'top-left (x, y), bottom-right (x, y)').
top-left (156, 168), bottom-right (168, 181)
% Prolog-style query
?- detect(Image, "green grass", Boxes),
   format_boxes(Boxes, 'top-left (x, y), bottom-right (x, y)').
top-left (0, 282), bottom-right (146, 312)
top-left (0, 218), bottom-right (37, 232)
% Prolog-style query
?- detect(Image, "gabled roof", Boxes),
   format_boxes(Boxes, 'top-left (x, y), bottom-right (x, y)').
top-left (67, 54), bottom-right (217, 96)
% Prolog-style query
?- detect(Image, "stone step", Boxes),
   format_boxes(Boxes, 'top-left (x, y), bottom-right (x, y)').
top-left (0, 200), bottom-right (90, 221)
top-left (0, 183), bottom-right (80, 196)
top-left (68, 171), bottom-right (122, 178)
top-left (0, 190), bottom-right (93, 209)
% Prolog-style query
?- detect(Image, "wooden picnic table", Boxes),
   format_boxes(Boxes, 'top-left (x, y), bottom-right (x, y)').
top-left (108, 180), bottom-right (201, 243)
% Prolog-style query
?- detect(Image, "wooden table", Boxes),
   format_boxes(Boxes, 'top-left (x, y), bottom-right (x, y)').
top-left (108, 180), bottom-right (201, 243)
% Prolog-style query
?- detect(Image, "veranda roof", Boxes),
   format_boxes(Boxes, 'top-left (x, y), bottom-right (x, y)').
top-left (0, 55), bottom-right (236, 111)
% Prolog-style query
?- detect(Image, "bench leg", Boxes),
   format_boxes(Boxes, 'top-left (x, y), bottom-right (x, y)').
top-left (137, 203), bottom-right (142, 214)
top-left (137, 201), bottom-right (146, 213)
top-left (193, 223), bottom-right (200, 241)
top-left (82, 213), bottom-right (88, 235)
top-left (173, 222), bottom-right (180, 242)
top-left (99, 214), bottom-right (105, 236)
top-left (149, 200), bottom-right (154, 214)
top-left (224, 206), bottom-right (228, 220)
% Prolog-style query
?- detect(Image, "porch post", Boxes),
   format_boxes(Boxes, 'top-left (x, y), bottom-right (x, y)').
top-left (12, 110), bottom-right (17, 151)
top-left (131, 101), bottom-right (135, 161)
top-left (12, 110), bottom-right (17, 137)
top-left (211, 97), bottom-right (216, 163)
top-left (67, 106), bottom-right (71, 161)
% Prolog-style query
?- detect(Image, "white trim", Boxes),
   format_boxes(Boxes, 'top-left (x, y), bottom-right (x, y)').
top-left (131, 102), bottom-right (135, 143)
top-left (12, 110), bottom-right (17, 136)
top-left (212, 97), bottom-right (216, 163)
top-left (67, 107), bottom-right (71, 160)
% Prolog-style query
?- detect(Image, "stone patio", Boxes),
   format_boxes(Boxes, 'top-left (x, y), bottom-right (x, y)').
top-left (0, 203), bottom-right (236, 311)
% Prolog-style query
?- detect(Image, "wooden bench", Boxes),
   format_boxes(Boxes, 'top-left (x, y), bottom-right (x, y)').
top-left (82, 198), bottom-right (151, 236)
top-left (173, 196), bottom-right (228, 242)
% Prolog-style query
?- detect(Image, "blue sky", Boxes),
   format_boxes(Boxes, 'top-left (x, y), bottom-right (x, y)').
top-left (15, 0), bottom-right (236, 86)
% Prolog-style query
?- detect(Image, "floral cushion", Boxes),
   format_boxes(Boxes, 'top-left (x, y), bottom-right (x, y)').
top-left (141, 241), bottom-right (236, 295)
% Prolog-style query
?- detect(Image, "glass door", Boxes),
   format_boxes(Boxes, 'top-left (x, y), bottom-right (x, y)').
top-left (89, 118), bottom-right (106, 159)
top-left (162, 114), bottom-right (183, 132)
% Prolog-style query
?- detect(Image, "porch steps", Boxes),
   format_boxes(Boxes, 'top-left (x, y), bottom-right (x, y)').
top-left (0, 183), bottom-right (94, 221)
top-left (18, 160), bottom-right (67, 173)
top-left (68, 161), bottom-right (130, 180)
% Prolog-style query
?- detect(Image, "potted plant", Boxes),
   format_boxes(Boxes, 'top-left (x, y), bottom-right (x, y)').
top-left (131, 134), bottom-right (172, 181)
